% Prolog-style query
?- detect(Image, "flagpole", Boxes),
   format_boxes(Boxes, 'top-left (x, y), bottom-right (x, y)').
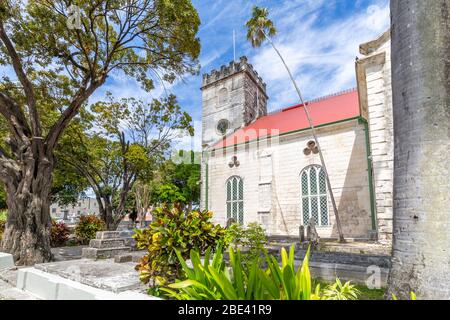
top-left (233, 29), bottom-right (236, 61)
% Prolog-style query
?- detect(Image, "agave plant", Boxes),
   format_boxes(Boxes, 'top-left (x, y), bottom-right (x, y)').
top-left (161, 245), bottom-right (273, 300)
top-left (162, 245), bottom-right (360, 300)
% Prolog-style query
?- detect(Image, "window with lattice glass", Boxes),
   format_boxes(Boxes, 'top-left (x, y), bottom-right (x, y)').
top-left (300, 165), bottom-right (329, 226)
top-left (226, 176), bottom-right (244, 224)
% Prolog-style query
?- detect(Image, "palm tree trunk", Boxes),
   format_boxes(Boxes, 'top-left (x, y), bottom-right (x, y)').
top-left (387, 0), bottom-right (450, 299)
top-left (263, 32), bottom-right (345, 242)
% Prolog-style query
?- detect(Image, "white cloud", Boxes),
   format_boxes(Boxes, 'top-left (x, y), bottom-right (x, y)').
top-left (249, 0), bottom-right (390, 111)
top-left (171, 120), bottom-right (203, 152)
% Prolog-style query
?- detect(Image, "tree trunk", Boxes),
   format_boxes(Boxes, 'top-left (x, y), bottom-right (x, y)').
top-left (0, 162), bottom-right (53, 265)
top-left (263, 31), bottom-right (345, 242)
top-left (103, 197), bottom-right (116, 231)
top-left (388, 0), bottom-right (450, 299)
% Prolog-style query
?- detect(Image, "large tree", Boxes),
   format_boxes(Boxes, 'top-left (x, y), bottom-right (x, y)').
top-left (0, 0), bottom-right (200, 265)
top-left (60, 94), bottom-right (193, 230)
top-left (387, 0), bottom-right (450, 299)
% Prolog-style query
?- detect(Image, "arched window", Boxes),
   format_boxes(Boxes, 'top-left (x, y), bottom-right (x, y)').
top-left (226, 176), bottom-right (244, 224)
top-left (218, 87), bottom-right (229, 106)
top-left (300, 165), bottom-right (329, 226)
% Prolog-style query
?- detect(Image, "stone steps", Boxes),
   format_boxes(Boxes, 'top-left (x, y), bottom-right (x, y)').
top-left (82, 231), bottom-right (132, 259)
top-left (89, 238), bottom-right (126, 249)
top-left (82, 247), bottom-right (130, 260)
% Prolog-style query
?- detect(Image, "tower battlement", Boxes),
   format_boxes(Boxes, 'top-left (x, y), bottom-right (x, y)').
top-left (202, 56), bottom-right (267, 92)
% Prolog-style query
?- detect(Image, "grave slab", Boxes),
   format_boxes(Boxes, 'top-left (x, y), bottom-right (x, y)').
top-left (34, 258), bottom-right (146, 293)
top-left (0, 253), bottom-right (14, 269)
top-left (17, 267), bottom-right (157, 300)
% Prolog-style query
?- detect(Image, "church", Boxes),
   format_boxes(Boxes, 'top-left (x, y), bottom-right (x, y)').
top-left (200, 31), bottom-right (393, 244)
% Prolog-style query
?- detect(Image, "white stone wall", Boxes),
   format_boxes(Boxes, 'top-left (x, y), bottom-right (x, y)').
top-left (201, 73), bottom-right (246, 147)
top-left (203, 120), bottom-right (373, 239)
top-left (50, 198), bottom-right (99, 221)
top-left (364, 40), bottom-right (394, 243)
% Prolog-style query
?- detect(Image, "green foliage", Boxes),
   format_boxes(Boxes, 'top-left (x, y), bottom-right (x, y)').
top-left (314, 280), bottom-right (385, 300)
top-left (320, 278), bottom-right (360, 300)
top-left (0, 184), bottom-right (6, 209)
top-left (0, 0), bottom-right (201, 169)
top-left (225, 222), bottom-right (268, 269)
top-left (153, 184), bottom-right (186, 204)
top-left (171, 162), bottom-right (201, 206)
top-left (134, 205), bottom-right (228, 288)
top-left (50, 220), bottom-right (70, 247)
top-left (147, 159), bottom-right (201, 207)
top-left (51, 161), bottom-right (89, 207)
top-left (0, 209), bottom-right (6, 221)
top-left (163, 245), bottom-right (361, 301)
top-left (0, 209), bottom-right (6, 242)
top-left (74, 214), bottom-right (105, 244)
top-left (245, 6), bottom-right (277, 48)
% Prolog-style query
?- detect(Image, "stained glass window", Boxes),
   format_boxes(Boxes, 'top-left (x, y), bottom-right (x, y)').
top-left (226, 176), bottom-right (244, 224)
top-left (300, 166), bottom-right (329, 226)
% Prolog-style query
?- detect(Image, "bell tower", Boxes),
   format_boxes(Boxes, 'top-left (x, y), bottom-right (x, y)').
top-left (201, 56), bottom-right (268, 149)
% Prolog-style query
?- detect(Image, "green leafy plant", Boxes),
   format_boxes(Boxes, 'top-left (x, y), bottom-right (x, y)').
top-left (163, 244), bottom-right (360, 300)
top-left (50, 220), bottom-right (70, 247)
top-left (134, 205), bottom-right (228, 289)
top-left (226, 222), bottom-right (268, 269)
top-left (320, 278), bottom-right (360, 300)
top-left (74, 214), bottom-right (106, 245)
top-left (153, 184), bottom-right (187, 204)
top-left (0, 209), bottom-right (7, 242)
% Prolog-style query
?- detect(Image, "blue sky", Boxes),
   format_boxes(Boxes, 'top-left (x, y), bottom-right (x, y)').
top-left (1, 1), bottom-right (390, 151)
top-left (92, 0), bottom-right (390, 150)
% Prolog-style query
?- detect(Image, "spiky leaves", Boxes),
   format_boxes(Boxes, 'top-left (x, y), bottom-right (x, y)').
top-left (245, 6), bottom-right (277, 48)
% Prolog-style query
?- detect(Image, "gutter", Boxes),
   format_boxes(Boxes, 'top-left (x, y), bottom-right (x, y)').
top-left (212, 116), bottom-right (361, 152)
top-left (358, 117), bottom-right (377, 233)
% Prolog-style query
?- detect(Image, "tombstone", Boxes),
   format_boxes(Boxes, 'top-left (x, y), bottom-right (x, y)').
top-left (81, 231), bottom-right (131, 259)
top-left (0, 252), bottom-right (14, 269)
top-left (226, 218), bottom-right (236, 228)
top-left (306, 219), bottom-right (320, 247)
top-left (299, 225), bottom-right (305, 243)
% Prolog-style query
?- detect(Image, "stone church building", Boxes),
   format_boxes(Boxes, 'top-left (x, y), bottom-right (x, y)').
top-left (200, 31), bottom-right (393, 243)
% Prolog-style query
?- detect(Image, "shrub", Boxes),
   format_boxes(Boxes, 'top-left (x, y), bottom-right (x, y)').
top-left (134, 205), bottom-right (228, 289)
top-left (50, 220), bottom-right (70, 247)
top-left (163, 245), bottom-right (360, 300)
top-left (0, 210), bottom-right (7, 242)
top-left (225, 222), bottom-right (268, 269)
top-left (74, 214), bottom-right (105, 244)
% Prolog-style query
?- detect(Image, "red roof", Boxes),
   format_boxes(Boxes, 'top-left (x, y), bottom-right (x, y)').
top-left (214, 89), bottom-right (360, 149)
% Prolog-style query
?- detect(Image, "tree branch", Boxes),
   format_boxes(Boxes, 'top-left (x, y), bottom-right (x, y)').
top-left (0, 20), bottom-right (40, 137)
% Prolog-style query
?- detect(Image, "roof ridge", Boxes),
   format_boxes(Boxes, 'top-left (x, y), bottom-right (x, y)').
top-left (267, 87), bottom-right (357, 115)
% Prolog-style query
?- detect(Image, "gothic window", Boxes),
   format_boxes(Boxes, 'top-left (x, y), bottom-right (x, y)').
top-left (226, 176), bottom-right (244, 224)
top-left (218, 87), bottom-right (229, 106)
top-left (300, 165), bottom-right (329, 226)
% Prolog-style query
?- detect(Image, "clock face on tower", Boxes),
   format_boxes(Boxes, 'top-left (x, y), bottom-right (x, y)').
top-left (216, 119), bottom-right (230, 136)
